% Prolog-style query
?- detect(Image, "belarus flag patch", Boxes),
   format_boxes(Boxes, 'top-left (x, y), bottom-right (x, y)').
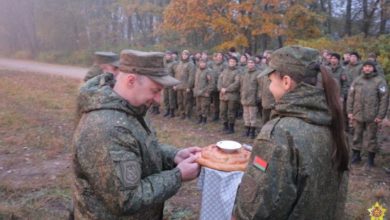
top-left (253, 156), bottom-right (268, 172)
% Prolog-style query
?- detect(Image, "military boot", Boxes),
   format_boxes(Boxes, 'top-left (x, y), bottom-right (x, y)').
top-left (155, 107), bottom-right (160, 114)
top-left (222, 122), bottom-right (229, 132)
top-left (351, 149), bottom-right (362, 164)
top-left (202, 117), bottom-right (207, 124)
top-left (169, 109), bottom-right (175, 118)
top-left (163, 109), bottom-right (170, 117)
top-left (212, 114), bottom-right (219, 122)
top-left (367, 152), bottom-right (375, 168)
top-left (226, 123), bottom-right (235, 134)
top-left (242, 126), bottom-right (250, 137)
top-left (250, 127), bottom-right (256, 139)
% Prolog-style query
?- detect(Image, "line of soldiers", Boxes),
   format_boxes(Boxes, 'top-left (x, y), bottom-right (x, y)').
top-left (85, 48), bottom-right (389, 167)
top-left (157, 49), bottom-right (276, 139)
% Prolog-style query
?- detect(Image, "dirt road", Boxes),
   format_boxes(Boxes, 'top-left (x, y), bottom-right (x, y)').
top-left (0, 58), bottom-right (87, 79)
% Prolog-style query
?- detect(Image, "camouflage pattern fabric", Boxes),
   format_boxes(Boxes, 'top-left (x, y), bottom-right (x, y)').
top-left (73, 73), bottom-right (182, 219)
top-left (344, 62), bottom-right (363, 83)
top-left (240, 68), bottom-right (260, 106)
top-left (233, 83), bottom-right (348, 219)
top-left (84, 65), bottom-right (104, 82)
top-left (347, 72), bottom-right (389, 122)
top-left (217, 66), bottom-right (241, 101)
top-left (174, 59), bottom-right (195, 90)
top-left (194, 67), bottom-right (215, 98)
top-left (328, 64), bottom-right (350, 99)
top-left (257, 75), bottom-right (275, 109)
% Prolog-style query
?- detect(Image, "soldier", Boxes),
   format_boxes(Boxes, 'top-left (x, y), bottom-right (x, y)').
top-left (233, 46), bottom-right (349, 220)
top-left (239, 54), bottom-right (248, 70)
top-left (163, 51), bottom-right (178, 118)
top-left (210, 52), bottom-right (226, 121)
top-left (218, 56), bottom-right (241, 134)
top-left (240, 58), bottom-right (260, 139)
top-left (329, 53), bottom-right (349, 101)
top-left (342, 52), bottom-right (350, 66)
top-left (321, 49), bottom-right (331, 67)
top-left (345, 51), bottom-right (363, 83)
top-left (194, 58), bottom-right (215, 124)
top-left (73, 49), bottom-right (201, 219)
top-left (84, 51), bottom-right (119, 82)
top-left (347, 60), bottom-right (389, 168)
top-left (173, 50), bottom-right (196, 120)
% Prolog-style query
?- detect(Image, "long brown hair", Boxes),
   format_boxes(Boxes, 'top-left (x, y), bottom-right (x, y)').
top-left (279, 64), bottom-right (349, 172)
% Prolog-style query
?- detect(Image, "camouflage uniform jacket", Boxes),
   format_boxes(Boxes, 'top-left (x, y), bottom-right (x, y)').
top-left (73, 73), bottom-right (181, 220)
top-left (329, 64), bottom-right (349, 98)
top-left (347, 72), bottom-right (389, 122)
top-left (218, 66), bottom-right (241, 101)
top-left (165, 60), bottom-right (178, 77)
top-left (193, 67), bottom-right (215, 97)
top-left (345, 62), bottom-right (363, 83)
top-left (84, 65), bottom-right (104, 82)
top-left (257, 75), bottom-right (275, 109)
top-left (210, 61), bottom-right (227, 92)
top-left (174, 59), bottom-right (195, 90)
top-left (234, 83), bottom-right (348, 220)
top-left (240, 68), bottom-right (260, 106)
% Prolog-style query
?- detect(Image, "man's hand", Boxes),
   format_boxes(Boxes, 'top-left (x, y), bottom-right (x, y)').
top-left (177, 155), bottom-right (200, 181)
top-left (173, 86), bottom-right (177, 91)
top-left (348, 113), bottom-right (354, 120)
top-left (221, 88), bottom-right (226, 94)
top-left (174, 146), bottom-right (202, 164)
top-left (186, 88), bottom-right (191, 93)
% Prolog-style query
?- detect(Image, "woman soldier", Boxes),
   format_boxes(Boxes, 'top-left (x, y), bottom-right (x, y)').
top-left (233, 46), bottom-right (349, 219)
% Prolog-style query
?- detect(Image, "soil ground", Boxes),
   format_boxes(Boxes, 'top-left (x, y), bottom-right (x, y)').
top-left (0, 62), bottom-right (389, 219)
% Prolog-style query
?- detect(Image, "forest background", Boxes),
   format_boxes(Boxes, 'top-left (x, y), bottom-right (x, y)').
top-left (0, 0), bottom-right (389, 80)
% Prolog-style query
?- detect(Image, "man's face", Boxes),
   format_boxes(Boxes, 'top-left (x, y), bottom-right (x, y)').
top-left (201, 53), bottom-right (208, 60)
top-left (349, 55), bottom-right (358, 64)
top-left (247, 60), bottom-right (256, 70)
top-left (362, 65), bottom-right (374, 74)
top-left (199, 61), bottom-right (207, 69)
top-left (182, 53), bottom-right (189, 60)
top-left (330, 56), bottom-right (339, 66)
top-left (228, 58), bottom-right (237, 67)
top-left (165, 53), bottom-right (172, 61)
top-left (131, 76), bottom-right (163, 108)
top-left (240, 55), bottom-right (247, 63)
top-left (343, 53), bottom-right (350, 62)
top-left (214, 53), bottom-right (223, 63)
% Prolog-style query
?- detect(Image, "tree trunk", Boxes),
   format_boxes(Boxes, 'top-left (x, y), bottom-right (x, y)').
top-left (379, 0), bottom-right (388, 34)
top-left (345, 0), bottom-right (352, 36)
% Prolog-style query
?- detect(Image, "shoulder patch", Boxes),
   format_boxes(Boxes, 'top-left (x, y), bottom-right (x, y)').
top-left (119, 160), bottom-right (141, 189)
top-left (379, 85), bottom-right (387, 93)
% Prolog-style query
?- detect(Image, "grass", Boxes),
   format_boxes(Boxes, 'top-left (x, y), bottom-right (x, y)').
top-left (0, 70), bottom-right (389, 219)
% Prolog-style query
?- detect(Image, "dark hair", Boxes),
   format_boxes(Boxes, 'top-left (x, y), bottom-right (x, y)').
top-left (279, 64), bottom-right (349, 172)
top-left (349, 51), bottom-right (360, 59)
top-left (228, 56), bottom-right (238, 63)
top-left (330, 53), bottom-right (341, 61)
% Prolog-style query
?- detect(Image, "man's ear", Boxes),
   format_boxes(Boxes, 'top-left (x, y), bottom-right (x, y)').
top-left (126, 73), bottom-right (137, 88)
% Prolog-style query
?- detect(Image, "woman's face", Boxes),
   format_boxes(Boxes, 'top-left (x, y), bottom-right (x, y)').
top-left (269, 72), bottom-right (288, 102)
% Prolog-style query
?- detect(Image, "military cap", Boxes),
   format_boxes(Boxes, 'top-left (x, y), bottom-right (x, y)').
top-left (182, 50), bottom-right (190, 55)
top-left (362, 60), bottom-right (377, 72)
top-left (119, 49), bottom-right (181, 87)
top-left (259, 45), bottom-right (320, 78)
top-left (94, 51), bottom-right (119, 67)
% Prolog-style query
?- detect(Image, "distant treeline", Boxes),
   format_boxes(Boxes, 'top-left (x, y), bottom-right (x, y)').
top-left (0, 0), bottom-right (389, 69)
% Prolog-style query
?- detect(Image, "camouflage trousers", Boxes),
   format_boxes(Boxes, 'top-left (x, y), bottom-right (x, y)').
top-left (243, 105), bottom-right (258, 127)
top-left (196, 96), bottom-right (211, 117)
top-left (352, 121), bottom-right (379, 153)
top-left (211, 91), bottom-right (220, 117)
top-left (177, 90), bottom-right (193, 117)
top-left (220, 100), bottom-right (238, 124)
top-left (163, 87), bottom-right (177, 110)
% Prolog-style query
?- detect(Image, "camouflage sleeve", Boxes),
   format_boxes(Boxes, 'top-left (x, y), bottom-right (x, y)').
top-left (377, 81), bottom-right (389, 119)
top-left (159, 143), bottom-right (179, 170)
top-left (84, 66), bottom-right (103, 82)
top-left (339, 69), bottom-right (350, 98)
top-left (225, 73), bottom-right (241, 92)
top-left (76, 124), bottom-right (181, 216)
top-left (257, 77), bottom-right (263, 101)
top-left (346, 82), bottom-right (355, 114)
top-left (233, 126), bottom-right (298, 219)
top-left (206, 71), bottom-right (215, 94)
